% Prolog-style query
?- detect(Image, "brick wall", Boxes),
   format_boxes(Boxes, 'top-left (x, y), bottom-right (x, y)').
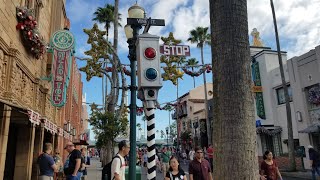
top-left (258, 156), bottom-right (303, 170)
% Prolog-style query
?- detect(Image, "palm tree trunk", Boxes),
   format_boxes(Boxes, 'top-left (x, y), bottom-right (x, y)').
top-left (210, 0), bottom-right (258, 179)
top-left (201, 47), bottom-right (211, 146)
top-left (270, 0), bottom-right (296, 171)
top-left (192, 67), bottom-right (196, 88)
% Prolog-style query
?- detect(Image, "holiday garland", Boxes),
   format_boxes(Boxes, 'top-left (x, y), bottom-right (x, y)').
top-left (308, 86), bottom-right (320, 105)
top-left (16, 7), bottom-right (46, 59)
top-left (182, 65), bottom-right (212, 77)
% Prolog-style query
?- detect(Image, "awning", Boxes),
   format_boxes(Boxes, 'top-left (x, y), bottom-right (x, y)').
top-left (256, 126), bottom-right (282, 136)
top-left (298, 122), bottom-right (320, 133)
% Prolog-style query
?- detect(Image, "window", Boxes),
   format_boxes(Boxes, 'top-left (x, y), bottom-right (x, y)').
top-left (276, 85), bottom-right (292, 105)
top-left (261, 133), bottom-right (283, 156)
top-left (25, 0), bottom-right (32, 8)
top-left (34, 0), bottom-right (43, 21)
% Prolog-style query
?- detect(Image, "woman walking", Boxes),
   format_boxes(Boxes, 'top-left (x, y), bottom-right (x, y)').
top-left (260, 150), bottom-right (283, 180)
top-left (165, 156), bottom-right (187, 180)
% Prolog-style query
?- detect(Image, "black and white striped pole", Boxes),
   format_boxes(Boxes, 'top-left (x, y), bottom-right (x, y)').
top-left (136, 33), bottom-right (163, 180)
top-left (144, 102), bottom-right (156, 179)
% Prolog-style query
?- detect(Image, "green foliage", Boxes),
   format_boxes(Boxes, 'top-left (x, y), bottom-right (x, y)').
top-left (89, 107), bottom-right (128, 149)
top-left (180, 130), bottom-right (192, 142)
top-left (187, 27), bottom-right (211, 48)
top-left (161, 32), bottom-right (185, 85)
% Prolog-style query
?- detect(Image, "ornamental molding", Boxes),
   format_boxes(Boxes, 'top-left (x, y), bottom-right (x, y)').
top-left (0, 36), bottom-right (21, 57)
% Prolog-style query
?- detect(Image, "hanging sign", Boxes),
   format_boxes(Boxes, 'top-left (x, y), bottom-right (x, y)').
top-left (160, 45), bottom-right (190, 56)
top-left (50, 30), bottom-right (75, 107)
top-left (252, 61), bottom-right (266, 119)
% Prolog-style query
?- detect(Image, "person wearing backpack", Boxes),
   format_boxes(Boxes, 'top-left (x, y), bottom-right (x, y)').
top-left (102, 140), bottom-right (130, 180)
top-left (308, 145), bottom-right (320, 180)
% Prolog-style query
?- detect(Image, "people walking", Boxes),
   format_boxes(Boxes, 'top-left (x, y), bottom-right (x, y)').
top-left (111, 140), bottom-right (130, 180)
top-left (165, 156), bottom-right (187, 180)
top-left (161, 147), bottom-right (172, 177)
top-left (260, 150), bottom-right (283, 180)
top-left (63, 142), bottom-right (83, 180)
top-left (188, 148), bottom-right (195, 161)
top-left (189, 146), bottom-right (213, 180)
top-left (81, 147), bottom-right (91, 180)
top-left (206, 144), bottom-right (214, 169)
top-left (308, 145), bottom-right (320, 180)
top-left (37, 143), bottom-right (58, 180)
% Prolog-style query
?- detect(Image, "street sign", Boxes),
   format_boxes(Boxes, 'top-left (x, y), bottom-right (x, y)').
top-left (127, 18), bottom-right (165, 26)
top-left (160, 44), bottom-right (191, 56)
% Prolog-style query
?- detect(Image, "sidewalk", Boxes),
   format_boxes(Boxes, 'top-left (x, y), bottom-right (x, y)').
top-left (87, 157), bottom-right (102, 180)
top-left (281, 170), bottom-right (312, 180)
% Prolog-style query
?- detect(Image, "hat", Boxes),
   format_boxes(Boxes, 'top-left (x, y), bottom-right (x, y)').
top-left (308, 145), bottom-right (313, 149)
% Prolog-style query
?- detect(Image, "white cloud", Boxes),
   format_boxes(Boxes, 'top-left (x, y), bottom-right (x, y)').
top-left (247, 0), bottom-right (320, 57)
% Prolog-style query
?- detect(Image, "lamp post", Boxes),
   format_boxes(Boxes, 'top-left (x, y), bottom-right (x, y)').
top-left (124, 3), bottom-right (145, 179)
top-left (166, 127), bottom-right (169, 146)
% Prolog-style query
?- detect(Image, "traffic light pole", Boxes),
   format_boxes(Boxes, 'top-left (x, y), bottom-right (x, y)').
top-left (143, 101), bottom-right (156, 180)
top-left (128, 25), bottom-right (141, 180)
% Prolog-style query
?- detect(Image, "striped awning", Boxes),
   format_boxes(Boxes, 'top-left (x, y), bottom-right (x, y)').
top-left (256, 126), bottom-right (282, 136)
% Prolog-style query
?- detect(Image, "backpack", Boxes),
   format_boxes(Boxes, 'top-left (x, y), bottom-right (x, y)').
top-left (102, 155), bottom-right (122, 180)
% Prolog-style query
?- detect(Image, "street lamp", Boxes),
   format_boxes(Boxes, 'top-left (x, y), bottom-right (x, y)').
top-left (124, 3), bottom-right (145, 180)
top-left (166, 127), bottom-right (169, 146)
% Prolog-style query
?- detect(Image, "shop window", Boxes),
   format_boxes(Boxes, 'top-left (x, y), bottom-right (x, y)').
top-left (276, 85), bottom-right (292, 105)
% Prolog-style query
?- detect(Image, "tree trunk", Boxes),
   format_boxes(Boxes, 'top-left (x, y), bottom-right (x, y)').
top-left (201, 47), bottom-right (211, 146)
top-left (270, 0), bottom-right (296, 171)
top-left (210, 0), bottom-right (258, 179)
top-left (192, 67), bottom-right (196, 88)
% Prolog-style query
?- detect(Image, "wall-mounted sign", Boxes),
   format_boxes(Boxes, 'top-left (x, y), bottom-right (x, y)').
top-left (252, 61), bottom-right (266, 119)
top-left (252, 86), bottom-right (263, 93)
top-left (50, 30), bottom-right (75, 107)
top-left (160, 45), bottom-right (190, 56)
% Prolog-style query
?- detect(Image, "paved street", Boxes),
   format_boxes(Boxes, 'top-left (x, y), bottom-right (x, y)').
top-left (86, 157), bottom-right (311, 180)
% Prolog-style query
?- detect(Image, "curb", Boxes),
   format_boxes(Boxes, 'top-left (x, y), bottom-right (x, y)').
top-left (281, 172), bottom-right (312, 180)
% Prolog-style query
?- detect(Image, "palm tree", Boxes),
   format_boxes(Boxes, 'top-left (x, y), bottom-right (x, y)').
top-left (187, 27), bottom-right (211, 145)
top-left (92, 4), bottom-right (121, 40)
top-left (186, 58), bottom-right (199, 88)
top-left (270, 0), bottom-right (295, 170)
top-left (210, 0), bottom-right (258, 179)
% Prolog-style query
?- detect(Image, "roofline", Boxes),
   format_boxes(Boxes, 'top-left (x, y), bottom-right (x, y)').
top-left (252, 49), bottom-right (287, 58)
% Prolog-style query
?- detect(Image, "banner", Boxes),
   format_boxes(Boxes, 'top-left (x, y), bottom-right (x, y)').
top-left (252, 61), bottom-right (266, 119)
top-left (50, 30), bottom-right (75, 107)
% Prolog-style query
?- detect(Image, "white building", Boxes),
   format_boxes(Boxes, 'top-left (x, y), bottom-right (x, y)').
top-left (250, 46), bottom-right (299, 157)
top-left (288, 45), bottom-right (320, 169)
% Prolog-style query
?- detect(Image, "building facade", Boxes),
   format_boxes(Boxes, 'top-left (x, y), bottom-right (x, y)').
top-left (250, 47), bottom-right (299, 157)
top-left (173, 83), bottom-right (213, 148)
top-left (288, 45), bottom-right (320, 169)
top-left (0, 0), bottom-right (85, 179)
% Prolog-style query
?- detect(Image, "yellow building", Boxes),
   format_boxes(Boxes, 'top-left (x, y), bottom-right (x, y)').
top-left (0, 1), bottom-right (84, 180)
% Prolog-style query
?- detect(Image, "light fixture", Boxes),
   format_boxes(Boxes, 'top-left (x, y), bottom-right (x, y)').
top-left (296, 111), bottom-right (302, 122)
top-left (64, 121), bottom-right (71, 132)
top-left (124, 3), bottom-right (145, 40)
top-left (128, 3), bottom-right (145, 18)
top-left (71, 127), bottom-right (76, 136)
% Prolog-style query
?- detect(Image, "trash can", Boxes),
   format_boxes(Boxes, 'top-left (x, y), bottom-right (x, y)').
top-left (125, 166), bottom-right (141, 180)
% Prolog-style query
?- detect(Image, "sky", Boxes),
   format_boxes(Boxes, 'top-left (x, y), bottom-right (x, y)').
top-left (65, 0), bottom-right (320, 140)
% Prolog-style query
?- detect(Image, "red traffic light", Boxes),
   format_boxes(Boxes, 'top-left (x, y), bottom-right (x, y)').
top-left (144, 47), bottom-right (156, 60)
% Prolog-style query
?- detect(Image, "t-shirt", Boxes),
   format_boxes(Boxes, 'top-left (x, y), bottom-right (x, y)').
top-left (189, 159), bottom-right (211, 180)
top-left (165, 169), bottom-right (185, 180)
top-left (207, 147), bottom-right (214, 159)
top-left (37, 153), bottom-right (55, 177)
top-left (111, 154), bottom-right (126, 180)
top-left (162, 151), bottom-right (172, 163)
top-left (64, 149), bottom-right (82, 175)
top-left (260, 160), bottom-right (278, 180)
top-left (310, 151), bottom-right (320, 167)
